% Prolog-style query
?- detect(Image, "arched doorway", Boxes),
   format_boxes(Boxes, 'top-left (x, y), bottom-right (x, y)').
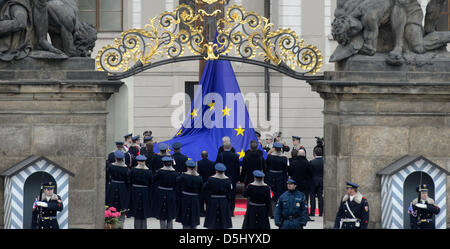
top-left (23, 172), bottom-right (56, 229)
top-left (403, 171), bottom-right (434, 229)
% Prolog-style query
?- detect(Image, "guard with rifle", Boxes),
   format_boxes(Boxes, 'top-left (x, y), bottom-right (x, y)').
top-left (334, 181), bottom-right (369, 229)
top-left (31, 181), bottom-right (63, 229)
top-left (408, 184), bottom-right (440, 229)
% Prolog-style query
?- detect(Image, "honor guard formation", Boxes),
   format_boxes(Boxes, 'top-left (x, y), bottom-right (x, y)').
top-left (101, 131), bottom-right (327, 229)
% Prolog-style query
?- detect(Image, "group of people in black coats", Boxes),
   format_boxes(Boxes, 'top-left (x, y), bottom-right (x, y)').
top-left (241, 137), bottom-right (324, 218)
top-left (105, 132), bottom-right (324, 229)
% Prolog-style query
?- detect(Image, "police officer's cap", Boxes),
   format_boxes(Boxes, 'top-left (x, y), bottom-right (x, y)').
top-left (132, 135), bottom-right (140, 141)
top-left (253, 170), bottom-right (265, 178)
top-left (114, 150), bottom-right (125, 159)
top-left (162, 156), bottom-right (173, 162)
top-left (273, 142), bottom-right (283, 149)
top-left (136, 155), bottom-right (147, 161)
top-left (185, 160), bottom-right (196, 168)
top-left (124, 133), bottom-right (132, 139)
top-left (292, 136), bottom-right (301, 140)
top-left (416, 184), bottom-right (429, 193)
top-left (346, 181), bottom-right (359, 189)
top-left (287, 179), bottom-right (296, 184)
top-left (143, 136), bottom-right (153, 142)
top-left (115, 141), bottom-right (124, 146)
top-left (42, 181), bottom-right (56, 189)
top-left (255, 131), bottom-right (261, 137)
top-left (172, 142), bottom-right (182, 150)
top-left (215, 163), bottom-right (227, 172)
top-left (158, 143), bottom-right (168, 151)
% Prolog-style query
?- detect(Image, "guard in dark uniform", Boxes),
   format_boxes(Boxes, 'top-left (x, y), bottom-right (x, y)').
top-left (334, 181), bottom-right (370, 229)
top-left (172, 142), bottom-right (189, 174)
top-left (31, 182), bottom-right (63, 229)
top-left (310, 145), bottom-right (324, 216)
top-left (242, 170), bottom-right (272, 229)
top-left (292, 136), bottom-right (306, 155)
top-left (203, 163), bottom-right (233, 229)
top-left (408, 184), bottom-right (440, 229)
top-left (215, 141), bottom-right (240, 215)
top-left (129, 155), bottom-right (153, 229)
top-left (128, 135), bottom-right (141, 168)
top-left (151, 156), bottom-right (178, 229)
top-left (107, 141), bottom-right (132, 166)
top-left (124, 133), bottom-right (132, 152)
top-left (142, 130), bottom-right (152, 143)
top-left (152, 143), bottom-right (171, 174)
top-left (265, 142), bottom-right (288, 215)
top-left (274, 179), bottom-right (309, 229)
top-left (274, 132), bottom-right (290, 153)
top-left (197, 151), bottom-right (215, 216)
top-left (240, 140), bottom-right (265, 186)
top-left (106, 150), bottom-right (130, 224)
top-left (176, 160), bottom-right (203, 229)
top-left (139, 136), bottom-right (153, 155)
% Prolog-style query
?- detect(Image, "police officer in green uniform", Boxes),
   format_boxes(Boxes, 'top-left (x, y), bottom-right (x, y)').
top-left (408, 184), bottom-right (440, 229)
top-left (334, 181), bottom-right (370, 229)
top-left (32, 182), bottom-right (63, 229)
top-left (274, 179), bottom-right (309, 229)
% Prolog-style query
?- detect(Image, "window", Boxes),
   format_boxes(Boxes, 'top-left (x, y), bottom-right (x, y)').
top-left (185, 81), bottom-right (199, 115)
top-left (436, 1), bottom-right (449, 31)
top-left (78, 0), bottom-right (123, 32)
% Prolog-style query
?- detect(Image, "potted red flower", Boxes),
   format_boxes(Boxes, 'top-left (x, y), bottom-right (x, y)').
top-left (104, 206), bottom-right (122, 229)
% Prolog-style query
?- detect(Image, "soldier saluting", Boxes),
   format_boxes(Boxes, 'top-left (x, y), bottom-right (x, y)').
top-left (32, 181), bottom-right (63, 229)
top-left (408, 184), bottom-right (440, 229)
top-left (334, 181), bottom-right (369, 229)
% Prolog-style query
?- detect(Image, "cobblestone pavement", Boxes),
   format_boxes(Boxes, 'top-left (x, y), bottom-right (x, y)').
top-left (123, 215), bottom-right (323, 229)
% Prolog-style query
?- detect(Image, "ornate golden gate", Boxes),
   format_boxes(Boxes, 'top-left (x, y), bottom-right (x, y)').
top-left (96, 0), bottom-right (324, 80)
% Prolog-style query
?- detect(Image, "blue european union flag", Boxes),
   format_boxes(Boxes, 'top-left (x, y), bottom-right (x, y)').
top-left (154, 59), bottom-right (266, 162)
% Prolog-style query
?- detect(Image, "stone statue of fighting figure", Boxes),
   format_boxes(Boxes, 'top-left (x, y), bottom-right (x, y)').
top-left (0, 0), bottom-right (96, 61)
top-left (330, 0), bottom-right (450, 66)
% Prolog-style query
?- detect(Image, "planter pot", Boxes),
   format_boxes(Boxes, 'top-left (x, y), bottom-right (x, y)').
top-left (104, 223), bottom-right (115, 229)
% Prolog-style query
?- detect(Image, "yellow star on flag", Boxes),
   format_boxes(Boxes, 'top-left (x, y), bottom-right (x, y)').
top-left (208, 101), bottom-right (215, 110)
top-left (191, 108), bottom-right (198, 118)
top-left (234, 125), bottom-right (245, 136)
top-left (237, 149), bottom-right (245, 159)
top-left (176, 129), bottom-right (183, 136)
top-left (222, 106), bottom-right (231, 117)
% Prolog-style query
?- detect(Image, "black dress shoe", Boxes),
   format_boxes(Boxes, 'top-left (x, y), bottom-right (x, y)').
top-left (307, 217), bottom-right (314, 222)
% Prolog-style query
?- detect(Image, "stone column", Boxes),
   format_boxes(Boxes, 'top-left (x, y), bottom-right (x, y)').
top-left (0, 57), bottom-right (122, 229)
top-left (309, 54), bottom-right (450, 229)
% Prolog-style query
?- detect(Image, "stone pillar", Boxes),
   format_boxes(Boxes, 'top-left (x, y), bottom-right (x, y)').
top-left (0, 58), bottom-right (122, 229)
top-left (309, 54), bottom-right (450, 229)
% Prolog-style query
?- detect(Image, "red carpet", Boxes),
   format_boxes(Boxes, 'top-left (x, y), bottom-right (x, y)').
top-left (233, 198), bottom-right (319, 216)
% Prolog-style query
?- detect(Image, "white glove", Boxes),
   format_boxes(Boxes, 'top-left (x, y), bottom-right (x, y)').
top-left (415, 203), bottom-right (427, 209)
top-left (36, 202), bottom-right (48, 208)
